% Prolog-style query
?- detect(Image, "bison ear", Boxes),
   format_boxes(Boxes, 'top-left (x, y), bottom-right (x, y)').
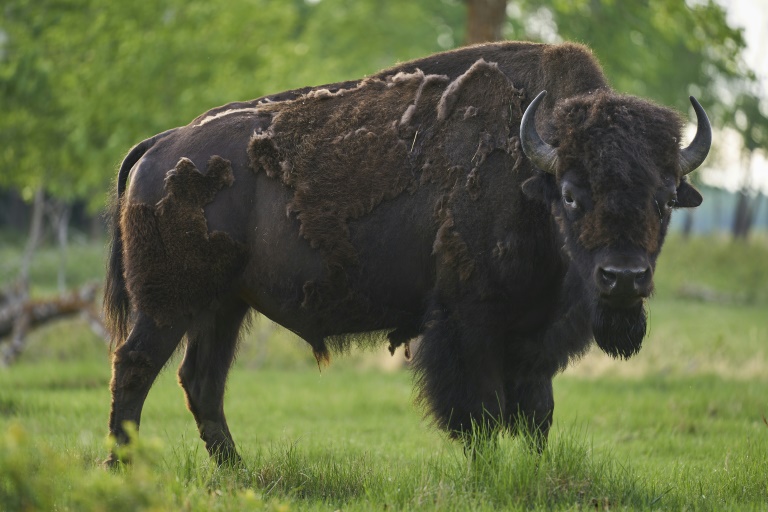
top-left (676, 180), bottom-right (703, 208)
top-left (522, 172), bottom-right (556, 203)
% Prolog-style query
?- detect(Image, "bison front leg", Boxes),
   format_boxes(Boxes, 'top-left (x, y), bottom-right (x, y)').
top-left (505, 376), bottom-right (554, 452)
top-left (178, 298), bottom-right (249, 466)
top-left (106, 312), bottom-right (188, 467)
top-left (412, 303), bottom-right (508, 443)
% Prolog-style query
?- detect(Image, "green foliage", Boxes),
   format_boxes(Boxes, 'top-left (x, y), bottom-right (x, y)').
top-left (0, 2), bottom-right (67, 198)
top-left (505, 1), bottom-right (755, 117)
top-left (733, 92), bottom-right (768, 154)
top-left (0, 0), bottom-right (463, 211)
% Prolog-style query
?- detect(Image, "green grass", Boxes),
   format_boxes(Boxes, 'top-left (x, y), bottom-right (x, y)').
top-left (2, 363), bottom-right (767, 510)
top-left (0, 234), bottom-right (767, 510)
top-left (654, 234), bottom-right (768, 304)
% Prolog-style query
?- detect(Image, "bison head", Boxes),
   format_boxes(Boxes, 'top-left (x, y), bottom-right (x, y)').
top-left (520, 90), bottom-right (710, 358)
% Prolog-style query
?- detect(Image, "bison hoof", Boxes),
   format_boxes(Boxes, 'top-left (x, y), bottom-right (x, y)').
top-left (101, 452), bottom-right (129, 471)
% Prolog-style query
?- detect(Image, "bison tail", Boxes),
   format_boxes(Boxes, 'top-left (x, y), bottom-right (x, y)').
top-left (103, 194), bottom-right (130, 350)
top-left (103, 128), bottom-right (177, 349)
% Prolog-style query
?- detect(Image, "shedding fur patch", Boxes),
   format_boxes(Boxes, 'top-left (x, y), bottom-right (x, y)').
top-left (248, 76), bottom-right (420, 275)
top-left (432, 186), bottom-right (475, 283)
top-left (437, 59), bottom-right (499, 121)
top-left (247, 58), bottom-right (524, 304)
top-left (424, 60), bottom-right (525, 285)
top-left (121, 156), bottom-right (248, 326)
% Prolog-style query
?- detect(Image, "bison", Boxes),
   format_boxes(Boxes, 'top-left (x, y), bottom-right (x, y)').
top-left (103, 41), bottom-right (710, 466)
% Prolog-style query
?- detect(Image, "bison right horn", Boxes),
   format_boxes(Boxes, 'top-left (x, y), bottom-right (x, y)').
top-left (679, 96), bottom-right (711, 176)
top-left (520, 90), bottom-right (559, 175)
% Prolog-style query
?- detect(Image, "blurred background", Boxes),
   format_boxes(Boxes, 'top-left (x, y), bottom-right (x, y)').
top-left (0, 0), bottom-right (766, 365)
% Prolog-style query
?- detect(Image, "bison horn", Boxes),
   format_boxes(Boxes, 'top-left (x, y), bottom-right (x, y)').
top-left (679, 96), bottom-right (711, 176)
top-left (520, 90), bottom-right (559, 175)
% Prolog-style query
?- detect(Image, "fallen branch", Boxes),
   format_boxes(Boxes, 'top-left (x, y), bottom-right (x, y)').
top-left (0, 282), bottom-right (105, 366)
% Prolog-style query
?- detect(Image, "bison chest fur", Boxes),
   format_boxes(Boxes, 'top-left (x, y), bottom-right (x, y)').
top-left (103, 41), bottom-right (709, 466)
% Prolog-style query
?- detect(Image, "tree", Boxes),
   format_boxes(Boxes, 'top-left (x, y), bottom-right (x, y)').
top-left (1, 0), bottom-right (466, 213)
top-left (465, 0), bottom-right (507, 44)
top-left (503, 0), bottom-right (749, 116)
top-left (731, 92), bottom-right (768, 239)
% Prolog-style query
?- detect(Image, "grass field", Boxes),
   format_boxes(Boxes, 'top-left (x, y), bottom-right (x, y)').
top-left (1, 234), bottom-right (767, 510)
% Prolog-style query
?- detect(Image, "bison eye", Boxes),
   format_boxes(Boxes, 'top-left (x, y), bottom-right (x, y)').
top-left (560, 180), bottom-right (586, 212)
top-left (660, 192), bottom-right (678, 211)
top-left (562, 191), bottom-right (579, 210)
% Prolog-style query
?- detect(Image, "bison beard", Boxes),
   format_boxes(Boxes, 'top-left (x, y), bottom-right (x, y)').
top-left (591, 303), bottom-right (647, 359)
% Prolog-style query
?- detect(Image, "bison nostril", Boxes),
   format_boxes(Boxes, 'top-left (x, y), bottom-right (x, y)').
top-left (633, 268), bottom-right (651, 291)
top-left (598, 268), bottom-right (617, 289)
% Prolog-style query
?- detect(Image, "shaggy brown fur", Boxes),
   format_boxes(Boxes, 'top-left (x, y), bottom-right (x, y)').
top-left (121, 156), bottom-right (248, 326)
top-left (248, 59), bottom-right (524, 297)
top-left (551, 91), bottom-right (684, 253)
top-left (248, 76), bottom-right (416, 273)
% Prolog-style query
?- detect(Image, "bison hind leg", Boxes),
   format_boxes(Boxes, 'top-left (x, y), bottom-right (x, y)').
top-left (178, 297), bottom-right (251, 466)
top-left (106, 311), bottom-right (189, 467)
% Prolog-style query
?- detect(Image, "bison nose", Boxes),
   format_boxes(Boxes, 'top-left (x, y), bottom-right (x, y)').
top-left (597, 266), bottom-right (652, 298)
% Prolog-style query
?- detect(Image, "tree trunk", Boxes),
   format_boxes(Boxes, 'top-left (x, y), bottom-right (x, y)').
top-left (732, 190), bottom-right (750, 239)
top-left (751, 193), bottom-right (764, 233)
top-left (53, 202), bottom-right (72, 293)
top-left (19, 187), bottom-right (46, 287)
top-left (731, 153), bottom-right (758, 240)
top-left (713, 188), bottom-right (722, 232)
top-left (681, 209), bottom-right (694, 239)
top-left (465, 0), bottom-right (508, 45)
top-left (90, 213), bottom-right (106, 240)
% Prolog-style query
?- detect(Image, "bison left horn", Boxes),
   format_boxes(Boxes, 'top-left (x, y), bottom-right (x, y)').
top-left (679, 96), bottom-right (711, 176)
top-left (520, 90), bottom-right (558, 175)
